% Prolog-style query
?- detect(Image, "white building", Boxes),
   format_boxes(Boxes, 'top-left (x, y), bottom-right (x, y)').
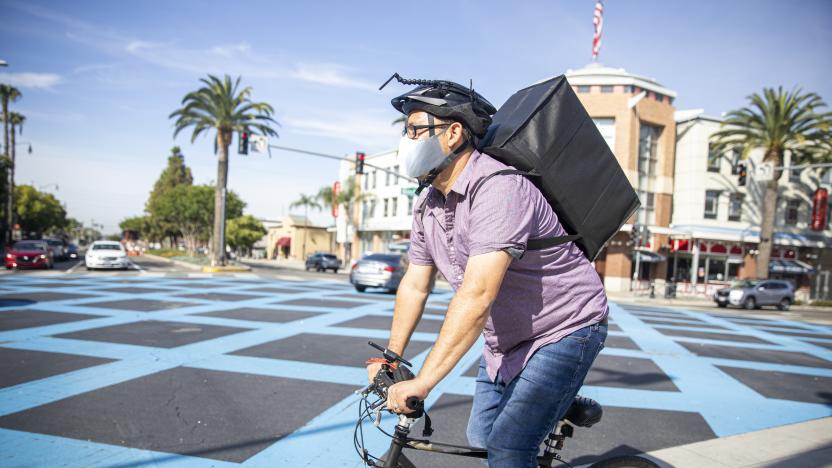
top-left (671, 110), bottom-right (832, 299)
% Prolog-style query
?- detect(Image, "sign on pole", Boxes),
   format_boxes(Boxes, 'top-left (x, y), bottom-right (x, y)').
top-left (250, 135), bottom-right (269, 154)
top-left (401, 187), bottom-right (417, 196)
top-left (754, 162), bottom-right (774, 182)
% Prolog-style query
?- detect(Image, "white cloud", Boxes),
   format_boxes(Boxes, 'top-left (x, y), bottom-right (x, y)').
top-left (284, 111), bottom-right (400, 147)
top-left (0, 72), bottom-right (62, 89)
top-left (290, 63), bottom-right (377, 91)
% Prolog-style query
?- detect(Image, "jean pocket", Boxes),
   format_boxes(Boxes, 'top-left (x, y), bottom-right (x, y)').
top-left (565, 325), bottom-right (591, 344)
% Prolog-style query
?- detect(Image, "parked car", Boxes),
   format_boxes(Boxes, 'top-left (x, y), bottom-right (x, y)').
top-left (85, 241), bottom-right (130, 270)
top-left (305, 253), bottom-right (341, 273)
top-left (350, 253), bottom-right (405, 293)
top-left (67, 243), bottom-right (80, 259)
top-left (713, 279), bottom-right (795, 310)
top-left (5, 240), bottom-right (54, 269)
top-left (44, 238), bottom-right (67, 261)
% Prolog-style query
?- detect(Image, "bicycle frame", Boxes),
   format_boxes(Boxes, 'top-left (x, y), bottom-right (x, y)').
top-left (379, 414), bottom-right (568, 468)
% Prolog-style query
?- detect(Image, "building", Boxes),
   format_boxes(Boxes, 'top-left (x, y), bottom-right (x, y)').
top-left (565, 63), bottom-right (679, 292)
top-left (335, 150), bottom-right (418, 264)
top-left (671, 110), bottom-right (832, 301)
top-left (263, 215), bottom-right (334, 261)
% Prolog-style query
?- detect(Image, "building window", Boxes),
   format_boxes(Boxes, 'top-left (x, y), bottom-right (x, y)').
top-left (363, 174), bottom-right (368, 190)
top-left (370, 200), bottom-right (376, 218)
top-left (785, 199), bottom-right (800, 226)
top-left (707, 143), bottom-right (721, 173)
top-left (731, 147), bottom-right (743, 174)
top-left (577, 85), bottom-right (590, 93)
top-left (407, 195), bottom-right (414, 216)
top-left (393, 165), bottom-right (400, 185)
top-left (385, 170), bottom-right (391, 186)
top-left (362, 201), bottom-right (368, 219)
top-left (789, 167), bottom-right (803, 183)
top-left (600, 85), bottom-right (613, 93)
top-left (728, 193), bottom-right (743, 222)
top-left (592, 118), bottom-right (616, 153)
top-left (383, 198), bottom-right (389, 217)
top-left (637, 123), bottom-right (661, 224)
top-left (391, 197), bottom-right (398, 217)
top-left (704, 190), bottom-right (719, 219)
top-left (372, 171), bottom-right (377, 188)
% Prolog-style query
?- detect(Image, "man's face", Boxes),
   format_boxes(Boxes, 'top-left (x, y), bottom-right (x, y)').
top-left (404, 111), bottom-right (464, 154)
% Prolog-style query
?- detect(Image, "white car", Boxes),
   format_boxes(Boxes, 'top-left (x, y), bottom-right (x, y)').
top-left (85, 241), bottom-right (131, 270)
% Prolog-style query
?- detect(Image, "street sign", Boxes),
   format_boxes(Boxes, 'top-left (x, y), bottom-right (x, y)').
top-left (401, 187), bottom-right (417, 196)
top-left (754, 162), bottom-right (774, 182)
top-left (250, 135), bottom-right (269, 153)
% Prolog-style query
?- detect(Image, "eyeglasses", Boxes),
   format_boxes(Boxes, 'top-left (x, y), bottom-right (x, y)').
top-left (402, 123), bottom-right (451, 139)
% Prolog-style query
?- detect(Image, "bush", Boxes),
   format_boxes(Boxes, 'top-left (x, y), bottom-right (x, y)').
top-left (810, 300), bottom-right (832, 308)
top-left (147, 249), bottom-right (183, 258)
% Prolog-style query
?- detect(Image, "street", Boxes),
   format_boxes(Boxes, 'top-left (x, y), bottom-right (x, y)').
top-left (1, 265), bottom-right (830, 467)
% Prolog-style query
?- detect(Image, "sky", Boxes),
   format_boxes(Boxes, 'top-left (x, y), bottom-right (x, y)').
top-left (1, 0), bottom-right (831, 234)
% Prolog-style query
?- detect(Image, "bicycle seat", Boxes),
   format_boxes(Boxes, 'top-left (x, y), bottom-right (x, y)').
top-left (562, 395), bottom-right (603, 427)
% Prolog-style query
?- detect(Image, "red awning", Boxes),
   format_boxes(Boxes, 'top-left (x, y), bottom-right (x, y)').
top-left (276, 237), bottom-right (291, 247)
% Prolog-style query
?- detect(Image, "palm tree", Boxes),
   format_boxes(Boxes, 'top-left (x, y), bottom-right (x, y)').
top-left (1, 84), bottom-right (21, 245)
top-left (290, 194), bottom-right (322, 260)
top-left (5, 112), bottom-right (24, 242)
top-left (170, 74), bottom-right (279, 266)
top-left (711, 86), bottom-right (832, 278)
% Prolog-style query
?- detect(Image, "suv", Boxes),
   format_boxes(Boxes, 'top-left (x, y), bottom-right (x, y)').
top-left (714, 279), bottom-right (795, 310)
top-left (305, 253), bottom-right (341, 273)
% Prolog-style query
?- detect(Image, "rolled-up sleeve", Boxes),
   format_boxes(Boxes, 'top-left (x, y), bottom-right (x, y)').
top-left (408, 192), bottom-right (435, 266)
top-left (467, 174), bottom-right (534, 258)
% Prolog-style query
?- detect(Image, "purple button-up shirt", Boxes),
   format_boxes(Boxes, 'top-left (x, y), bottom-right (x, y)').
top-left (409, 151), bottom-right (608, 384)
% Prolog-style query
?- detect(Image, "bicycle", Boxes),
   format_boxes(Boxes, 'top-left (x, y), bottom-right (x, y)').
top-left (355, 341), bottom-right (660, 468)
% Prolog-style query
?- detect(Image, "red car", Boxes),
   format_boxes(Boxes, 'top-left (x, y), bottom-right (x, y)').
top-left (5, 240), bottom-right (54, 269)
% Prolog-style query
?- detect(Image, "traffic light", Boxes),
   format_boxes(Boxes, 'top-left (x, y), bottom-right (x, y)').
top-left (737, 162), bottom-right (747, 186)
top-left (238, 131), bottom-right (249, 155)
top-left (355, 152), bottom-right (365, 175)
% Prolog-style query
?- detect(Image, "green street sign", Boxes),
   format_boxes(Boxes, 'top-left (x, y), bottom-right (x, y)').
top-left (401, 187), bottom-right (417, 196)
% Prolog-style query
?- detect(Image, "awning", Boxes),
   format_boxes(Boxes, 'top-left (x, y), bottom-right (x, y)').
top-left (669, 224), bottom-right (831, 248)
top-left (769, 259), bottom-right (816, 274)
top-left (634, 249), bottom-right (666, 263)
top-left (276, 237), bottom-right (291, 247)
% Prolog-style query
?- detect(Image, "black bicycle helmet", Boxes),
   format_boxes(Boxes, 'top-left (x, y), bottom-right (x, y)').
top-left (381, 73), bottom-right (497, 137)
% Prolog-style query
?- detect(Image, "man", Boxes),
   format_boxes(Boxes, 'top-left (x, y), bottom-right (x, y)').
top-left (367, 79), bottom-right (608, 467)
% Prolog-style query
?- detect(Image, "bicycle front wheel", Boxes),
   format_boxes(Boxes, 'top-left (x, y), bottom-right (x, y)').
top-left (588, 455), bottom-right (660, 468)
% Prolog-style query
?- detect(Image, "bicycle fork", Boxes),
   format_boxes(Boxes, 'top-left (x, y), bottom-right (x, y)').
top-left (380, 415), bottom-right (418, 468)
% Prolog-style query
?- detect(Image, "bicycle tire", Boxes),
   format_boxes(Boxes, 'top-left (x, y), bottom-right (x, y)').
top-left (588, 455), bottom-right (660, 468)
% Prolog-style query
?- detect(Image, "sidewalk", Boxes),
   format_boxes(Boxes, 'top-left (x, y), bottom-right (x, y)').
top-left (640, 417), bottom-right (832, 468)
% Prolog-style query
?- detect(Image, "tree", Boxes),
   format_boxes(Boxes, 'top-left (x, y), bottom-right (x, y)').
top-left (711, 86), bottom-right (832, 278)
top-left (4, 112), bottom-right (24, 244)
top-left (169, 75), bottom-right (279, 266)
top-left (119, 215), bottom-right (150, 239)
top-left (154, 184), bottom-right (244, 255)
top-left (146, 146), bottom-right (194, 246)
top-left (319, 176), bottom-right (374, 264)
top-left (226, 215), bottom-right (266, 257)
top-left (290, 193), bottom-right (321, 258)
top-left (14, 185), bottom-right (67, 237)
top-left (1, 84), bottom-right (21, 244)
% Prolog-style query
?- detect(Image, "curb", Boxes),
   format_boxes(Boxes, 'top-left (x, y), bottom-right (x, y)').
top-left (141, 253), bottom-right (202, 271)
top-left (202, 265), bottom-right (252, 273)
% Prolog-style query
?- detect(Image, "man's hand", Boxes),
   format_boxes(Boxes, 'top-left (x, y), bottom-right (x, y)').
top-left (366, 362), bottom-right (383, 383)
top-left (386, 378), bottom-right (430, 414)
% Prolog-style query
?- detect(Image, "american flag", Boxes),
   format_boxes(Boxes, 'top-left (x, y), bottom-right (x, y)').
top-left (592, 1), bottom-right (604, 60)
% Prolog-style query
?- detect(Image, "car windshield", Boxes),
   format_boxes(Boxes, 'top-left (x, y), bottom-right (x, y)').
top-left (730, 280), bottom-right (760, 288)
top-left (46, 240), bottom-right (62, 246)
top-left (363, 254), bottom-right (401, 263)
top-left (322, 254), bottom-right (336, 259)
top-left (92, 244), bottom-right (122, 251)
top-left (14, 242), bottom-right (44, 251)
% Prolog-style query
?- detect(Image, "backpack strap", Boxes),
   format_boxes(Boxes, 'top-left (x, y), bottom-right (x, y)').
top-left (468, 169), bottom-right (582, 251)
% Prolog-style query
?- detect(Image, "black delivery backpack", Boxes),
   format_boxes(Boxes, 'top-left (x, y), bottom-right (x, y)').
top-left (474, 75), bottom-right (641, 261)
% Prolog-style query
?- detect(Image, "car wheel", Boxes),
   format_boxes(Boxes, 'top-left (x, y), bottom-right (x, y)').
top-left (305, 265), bottom-right (310, 271)
top-left (4, 266), bottom-right (11, 270)
top-left (743, 297), bottom-right (756, 310)
top-left (777, 298), bottom-right (791, 311)
top-left (355, 285), bottom-right (367, 292)
top-left (86, 266), bottom-right (92, 271)
top-left (717, 303), bottom-right (727, 308)
top-left (317, 266), bottom-right (324, 272)
top-left (333, 268), bottom-right (339, 274)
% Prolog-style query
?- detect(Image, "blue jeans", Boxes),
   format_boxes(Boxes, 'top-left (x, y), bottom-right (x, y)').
top-left (466, 321), bottom-right (607, 467)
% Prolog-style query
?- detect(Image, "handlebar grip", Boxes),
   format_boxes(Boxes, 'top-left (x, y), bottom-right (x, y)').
top-left (405, 397), bottom-right (423, 411)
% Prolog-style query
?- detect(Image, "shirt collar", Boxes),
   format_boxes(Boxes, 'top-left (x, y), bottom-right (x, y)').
top-left (448, 150), bottom-right (481, 197)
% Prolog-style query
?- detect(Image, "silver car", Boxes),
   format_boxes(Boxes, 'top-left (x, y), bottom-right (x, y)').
top-left (713, 279), bottom-right (795, 310)
top-left (350, 253), bottom-right (405, 293)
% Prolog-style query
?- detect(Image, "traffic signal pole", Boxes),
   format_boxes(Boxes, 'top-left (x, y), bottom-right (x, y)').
top-left (267, 144), bottom-right (416, 183)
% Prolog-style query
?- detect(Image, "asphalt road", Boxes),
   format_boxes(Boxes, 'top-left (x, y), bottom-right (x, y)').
top-left (0, 272), bottom-right (830, 467)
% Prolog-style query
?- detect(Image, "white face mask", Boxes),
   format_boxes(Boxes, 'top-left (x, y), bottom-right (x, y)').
top-left (397, 134), bottom-right (450, 179)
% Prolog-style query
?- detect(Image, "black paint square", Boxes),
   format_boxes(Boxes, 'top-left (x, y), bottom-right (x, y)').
top-left (0, 309), bottom-right (101, 331)
top-left (197, 308), bottom-right (323, 323)
top-left (83, 299), bottom-right (194, 312)
top-left (0, 347), bottom-right (114, 388)
top-left (54, 320), bottom-right (250, 348)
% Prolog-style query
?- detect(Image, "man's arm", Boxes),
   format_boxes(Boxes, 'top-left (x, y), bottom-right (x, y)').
top-left (387, 263), bottom-right (436, 355)
top-left (386, 250), bottom-right (512, 411)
